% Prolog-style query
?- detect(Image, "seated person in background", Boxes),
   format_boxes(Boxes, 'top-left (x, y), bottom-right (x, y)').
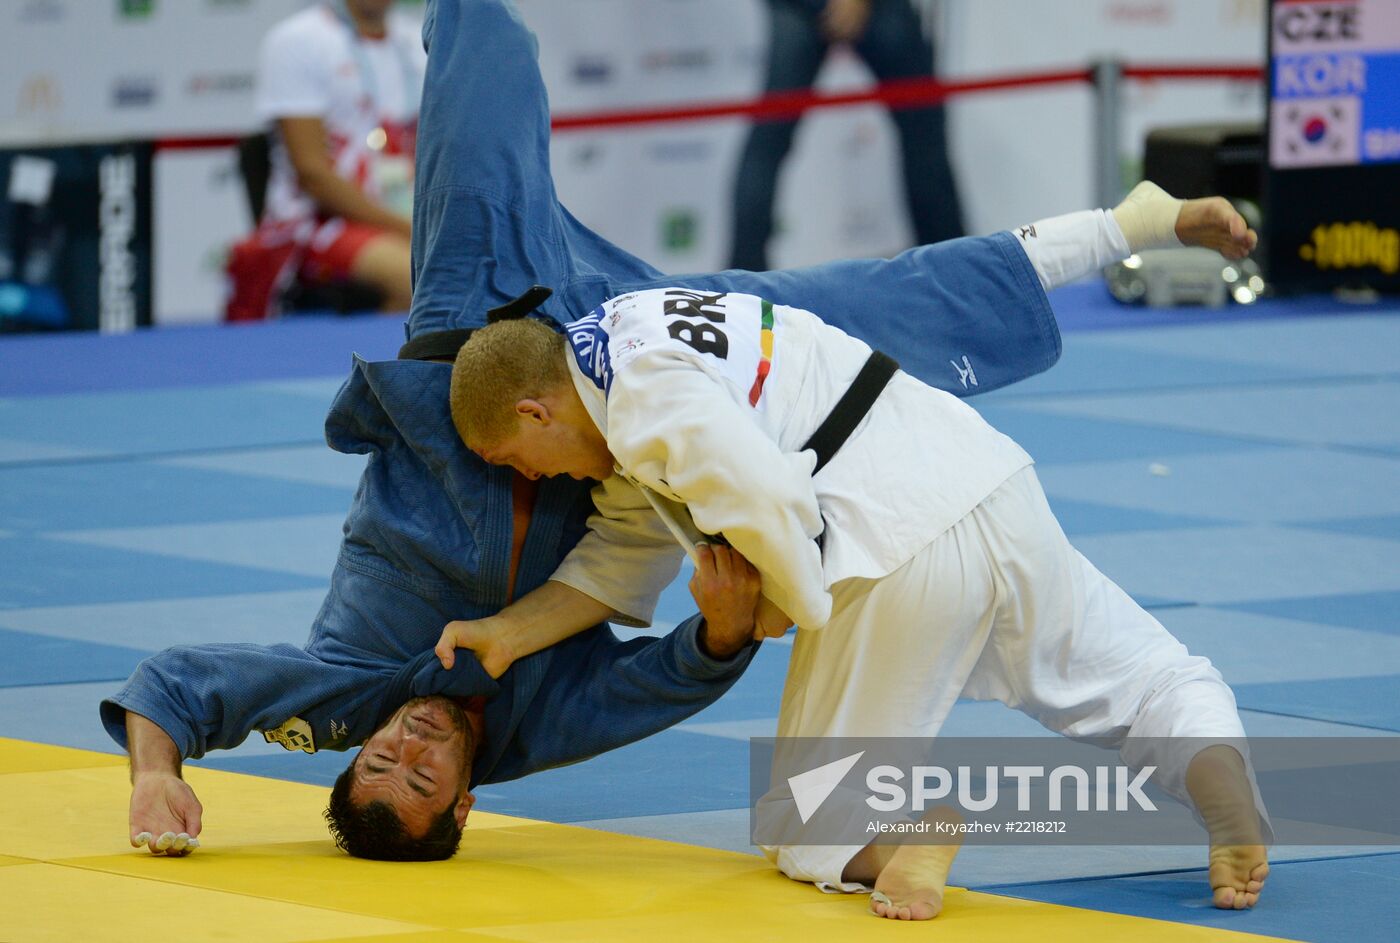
top-left (226, 0), bottom-right (423, 319)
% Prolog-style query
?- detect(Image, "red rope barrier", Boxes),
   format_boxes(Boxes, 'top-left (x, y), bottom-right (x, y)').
top-left (549, 67), bottom-right (1095, 131)
top-left (1122, 64), bottom-right (1265, 81)
top-left (154, 135), bottom-right (242, 151)
top-left (152, 62), bottom-right (1265, 148)
top-left (550, 62), bottom-right (1262, 132)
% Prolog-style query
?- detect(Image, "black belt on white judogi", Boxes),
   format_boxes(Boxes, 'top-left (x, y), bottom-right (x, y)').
top-left (801, 350), bottom-right (900, 474)
top-left (401, 282), bottom-right (899, 474)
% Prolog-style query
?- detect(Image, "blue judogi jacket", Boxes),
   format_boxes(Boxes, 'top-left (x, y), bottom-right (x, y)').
top-left (101, 0), bottom-right (1060, 789)
top-left (101, 359), bottom-right (756, 788)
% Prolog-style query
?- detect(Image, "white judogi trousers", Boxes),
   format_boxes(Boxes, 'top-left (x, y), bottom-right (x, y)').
top-left (762, 466), bottom-right (1266, 890)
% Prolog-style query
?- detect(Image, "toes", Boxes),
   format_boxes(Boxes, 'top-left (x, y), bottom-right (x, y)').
top-left (1213, 886), bottom-right (1237, 909)
top-left (870, 895), bottom-right (926, 921)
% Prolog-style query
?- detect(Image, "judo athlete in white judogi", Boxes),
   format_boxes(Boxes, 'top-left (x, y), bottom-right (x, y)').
top-left (438, 184), bottom-right (1272, 921)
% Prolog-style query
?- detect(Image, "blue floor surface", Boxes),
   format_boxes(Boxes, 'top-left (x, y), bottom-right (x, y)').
top-left (2, 285), bottom-right (1398, 942)
top-left (995, 851), bottom-right (1400, 943)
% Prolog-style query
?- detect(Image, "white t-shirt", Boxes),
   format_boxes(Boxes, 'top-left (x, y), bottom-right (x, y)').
top-left (255, 3), bottom-right (427, 226)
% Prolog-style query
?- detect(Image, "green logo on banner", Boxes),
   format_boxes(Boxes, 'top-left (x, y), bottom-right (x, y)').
top-left (119, 0), bottom-right (156, 18)
top-left (662, 209), bottom-right (698, 252)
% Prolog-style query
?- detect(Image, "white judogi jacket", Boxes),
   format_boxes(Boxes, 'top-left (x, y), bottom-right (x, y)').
top-left (550, 288), bottom-right (1032, 630)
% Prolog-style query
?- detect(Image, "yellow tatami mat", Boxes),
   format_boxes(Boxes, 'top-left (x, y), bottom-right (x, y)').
top-left (0, 738), bottom-right (1293, 943)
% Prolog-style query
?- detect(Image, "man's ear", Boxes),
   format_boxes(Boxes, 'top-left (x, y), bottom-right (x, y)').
top-left (454, 790), bottom-right (476, 829)
top-left (515, 398), bottom-right (550, 426)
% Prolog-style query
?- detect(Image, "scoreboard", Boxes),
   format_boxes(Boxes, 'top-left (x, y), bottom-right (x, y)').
top-left (1265, 0), bottom-right (1400, 291)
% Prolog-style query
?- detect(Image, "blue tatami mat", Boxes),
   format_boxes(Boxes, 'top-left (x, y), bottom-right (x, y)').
top-left (0, 533), bottom-right (326, 609)
top-left (0, 626), bottom-right (151, 688)
top-left (0, 461), bottom-right (353, 531)
top-left (1234, 675), bottom-right (1400, 732)
top-left (1, 293), bottom-right (1399, 942)
top-left (1074, 301), bottom-right (1400, 373)
top-left (478, 727), bottom-right (754, 821)
top-left (1012, 380), bottom-right (1400, 454)
top-left (1034, 447), bottom-right (1400, 525)
top-left (992, 851), bottom-right (1400, 943)
top-left (1048, 281), bottom-right (1400, 338)
top-left (1224, 590), bottom-right (1400, 637)
top-left (1298, 514), bottom-right (1400, 542)
top-left (0, 387), bottom-right (335, 461)
top-left (972, 406), bottom-right (1271, 465)
top-left (0, 315), bottom-right (403, 397)
top-left (976, 339), bottom-right (1323, 400)
top-left (191, 746), bottom-right (369, 788)
top-left (1046, 496), bottom-right (1228, 537)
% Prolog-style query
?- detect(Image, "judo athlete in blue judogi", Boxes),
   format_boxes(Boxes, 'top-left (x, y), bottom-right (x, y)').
top-left (100, 0), bottom-right (1225, 865)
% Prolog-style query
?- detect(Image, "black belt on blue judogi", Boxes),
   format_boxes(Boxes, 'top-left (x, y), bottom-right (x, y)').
top-left (397, 285), bottom-right (554, 361)
top-left (400, 281), bottom-right (898, 475)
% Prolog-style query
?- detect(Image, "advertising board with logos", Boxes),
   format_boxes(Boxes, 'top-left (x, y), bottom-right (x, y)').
top-left (0, 143), bottom-right (153, 333)
top-left (1265, 0), bottom-right (1400, 290)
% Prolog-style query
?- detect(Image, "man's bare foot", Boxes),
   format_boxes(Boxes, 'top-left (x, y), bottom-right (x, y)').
top-left (1175, 195), bottom-right (1258, 261)
top-left (869, 839), bottom-right (961, 920)
top-left (853, 806), bottom-right (961, 921)
top-left (1209, 842), bottom-right (1270, 910)
top-left (1186, 745), bottom-right (1270, 910)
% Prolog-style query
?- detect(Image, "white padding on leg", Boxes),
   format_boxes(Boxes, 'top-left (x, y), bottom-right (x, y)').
top-left (1010, 209), bottom-right (1131, 291)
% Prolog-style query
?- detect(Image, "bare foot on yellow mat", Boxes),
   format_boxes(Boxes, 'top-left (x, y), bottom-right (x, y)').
top-left (868, 807), bottom-right (963, 921)
top-left (1175, 194), bottom-right (1258, 260)
top-left (869, 841), bottom-right (960, 920)
top-left (1186, 745), bottom-right (1270, 909)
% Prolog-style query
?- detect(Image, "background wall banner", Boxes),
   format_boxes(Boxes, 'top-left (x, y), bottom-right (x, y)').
top-left (0, 1), bottom-right (1274, 326)
top-left (1, 142), bottom-right (153, 333)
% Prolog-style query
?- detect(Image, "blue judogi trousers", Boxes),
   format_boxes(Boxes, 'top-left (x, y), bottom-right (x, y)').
top-left (408, 0), bottom-right (1059, 397)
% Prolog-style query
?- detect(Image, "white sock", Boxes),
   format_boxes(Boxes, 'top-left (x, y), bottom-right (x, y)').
top-left (1011, 209), bottom-right (1131, 291)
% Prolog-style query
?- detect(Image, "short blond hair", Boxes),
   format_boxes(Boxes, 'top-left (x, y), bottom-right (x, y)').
top-left (450, 318), bottom-right (570, 448)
